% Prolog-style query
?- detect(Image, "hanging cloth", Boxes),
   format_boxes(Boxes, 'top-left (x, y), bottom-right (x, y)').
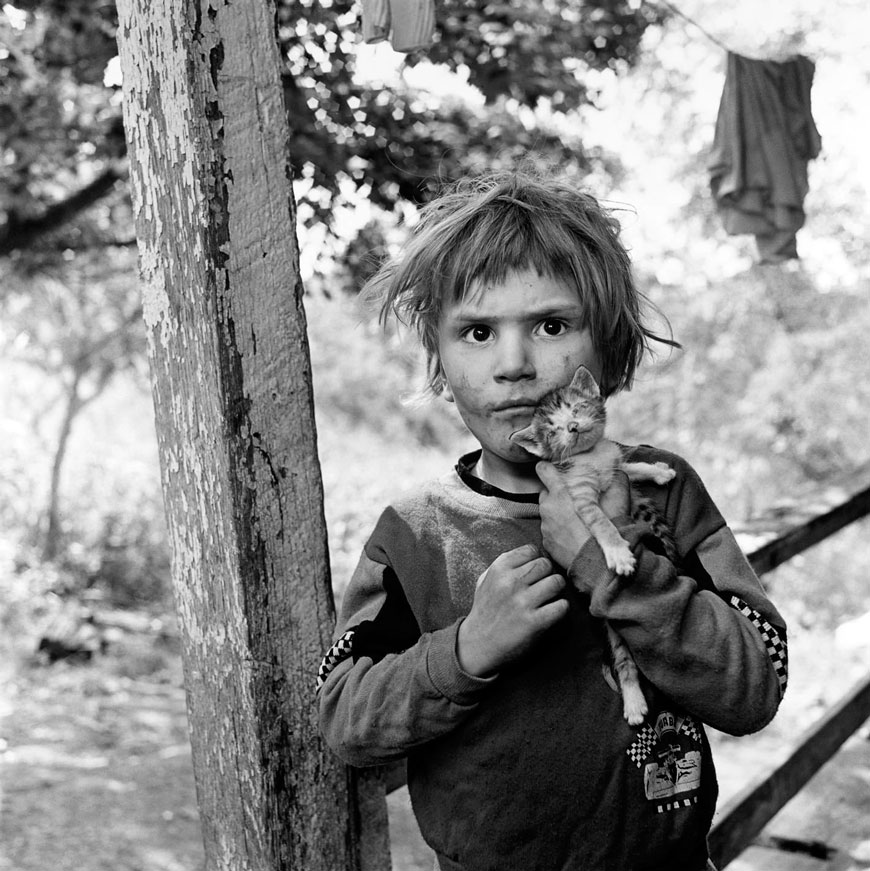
top-left (361, 0), bottom-right (436, 53)
top-left (708, 52), bottom-right (822, 263)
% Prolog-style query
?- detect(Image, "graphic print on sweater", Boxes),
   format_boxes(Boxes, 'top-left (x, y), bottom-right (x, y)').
top-left (627, 710), bottom-right (704, 813)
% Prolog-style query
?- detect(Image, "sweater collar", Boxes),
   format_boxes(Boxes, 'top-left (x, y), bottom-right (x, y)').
top-left (454, 450), bottom-right (540, 504)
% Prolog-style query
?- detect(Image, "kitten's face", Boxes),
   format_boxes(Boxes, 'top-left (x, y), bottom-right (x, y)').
top-left (511, 366), bottom-right (606, 461)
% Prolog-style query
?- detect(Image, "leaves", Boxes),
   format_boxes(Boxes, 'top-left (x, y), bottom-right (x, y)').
top-left (0, 0), bottom-right (660, 254)
top-left (0, 2), bottom-right (126, 257)
top-left (278, 0), bottom-right (661, 218)
top-left (424, 0), bottom-right (663, 109)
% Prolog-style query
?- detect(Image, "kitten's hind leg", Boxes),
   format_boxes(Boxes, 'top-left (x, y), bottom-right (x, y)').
top-left (606, 623), bottom-right (648, 726)
top-left (621, 461), bottom-right (675, 486)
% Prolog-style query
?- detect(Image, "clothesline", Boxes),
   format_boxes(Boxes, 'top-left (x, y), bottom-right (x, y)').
top-left (649, 0), bottom-right (809, 63)
top-left (650, 0), bottom-right (735, 55)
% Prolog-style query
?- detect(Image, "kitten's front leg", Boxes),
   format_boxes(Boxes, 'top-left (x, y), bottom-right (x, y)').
top-left (621, 461), bottom-right (675, 486)
top-left (574, 501), bottom-right (636, 576)
top-left (558, 467), bottom-right (636, 575)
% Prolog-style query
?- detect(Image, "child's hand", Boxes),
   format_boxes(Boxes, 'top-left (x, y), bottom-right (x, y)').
top-left (537, 463), bottom-right (630, 569)
top-left (457, 544), bottom-right (567, 677)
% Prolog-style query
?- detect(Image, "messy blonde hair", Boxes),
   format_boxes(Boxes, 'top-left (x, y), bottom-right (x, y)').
top-left (365, 169), bottom-right (676, 396)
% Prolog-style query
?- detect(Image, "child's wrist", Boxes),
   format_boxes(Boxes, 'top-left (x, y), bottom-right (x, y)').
top-left (427, 620), bottom-right (498, 704)
top-left (456, 617), bottom-right (498, 678)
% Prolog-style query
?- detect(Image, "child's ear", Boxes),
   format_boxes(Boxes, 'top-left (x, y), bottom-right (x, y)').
top-left (570, 365), bottom-right (601, 396)
top-left (442, 382), bottom-right (454, 403)
top-left (510, 427), bottom-right (544, 457)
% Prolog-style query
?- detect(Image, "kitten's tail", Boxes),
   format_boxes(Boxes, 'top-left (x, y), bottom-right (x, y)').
top-left (632, 499), bottom-right (678, 565)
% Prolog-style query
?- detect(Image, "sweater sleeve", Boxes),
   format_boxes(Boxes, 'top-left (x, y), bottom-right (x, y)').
top-left (567, 452), bottom-right (788, 736)
top-left (317, 510), bottom-right (495, 767)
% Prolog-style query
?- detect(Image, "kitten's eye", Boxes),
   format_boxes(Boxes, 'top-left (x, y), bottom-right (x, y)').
top-left (461, 325), bottom-right (493, 344)
top-left (537, 319), bottom-right (568, 337)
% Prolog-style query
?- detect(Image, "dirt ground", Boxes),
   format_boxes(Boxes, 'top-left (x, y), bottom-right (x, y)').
top-left (0, 634), bottom-right (204, 871)
top-left (1, 620), bottom-right (869, 871)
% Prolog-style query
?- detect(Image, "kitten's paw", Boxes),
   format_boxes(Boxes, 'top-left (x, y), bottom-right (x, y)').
top-left (651, 462), bottom-right (676, 485)
top-left (605, 546), bottom-right (636, 576)
top-left (622, 684), bottom-right (648, 726)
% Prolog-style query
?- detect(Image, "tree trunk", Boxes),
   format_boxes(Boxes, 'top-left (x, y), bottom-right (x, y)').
top-left (115, 3), bottom-right (390, 869)
top-left (43, 369), bottom-right (83, 561)
top-left (44, 358), bottom-right (118, 561)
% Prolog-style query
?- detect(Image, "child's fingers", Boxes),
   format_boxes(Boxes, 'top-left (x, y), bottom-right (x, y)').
top-left (535, 461), bottom-right (561, 490)
top-left (494, 542), bottom-right (544, 569)
top-left (518, 555), bottom-right (555, 584)
top-left (533, 595), bottom-right (570, 626)
top-left (527, 572), bottom-right (565, 606)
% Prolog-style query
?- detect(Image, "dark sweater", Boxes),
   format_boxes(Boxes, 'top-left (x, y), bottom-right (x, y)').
top-left (318, 445), bottom-right (787, 871)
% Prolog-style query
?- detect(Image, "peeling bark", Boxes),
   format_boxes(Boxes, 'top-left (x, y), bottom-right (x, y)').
top-left (114, 2), bottom-right (390, 869)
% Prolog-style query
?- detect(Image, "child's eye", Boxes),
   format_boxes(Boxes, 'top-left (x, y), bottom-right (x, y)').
top-left (461, 325), bottom-right (493, 343)
top-left (537, 319), bottom-right (568, 337)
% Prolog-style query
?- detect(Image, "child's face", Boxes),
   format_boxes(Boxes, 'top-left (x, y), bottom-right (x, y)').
top-left (438, 268), bottom-right (602, 491)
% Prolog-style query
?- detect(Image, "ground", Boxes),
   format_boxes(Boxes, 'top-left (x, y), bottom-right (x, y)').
top-left (0, 631), bottom-right (203, 871)
top-left (1, 616), bottom-right (869, 871)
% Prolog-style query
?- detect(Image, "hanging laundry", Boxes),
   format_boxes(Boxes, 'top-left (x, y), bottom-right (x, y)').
top-left (361, 0), bottom-right (436, 53)
top-left (708, 52), bottom-right (822, 263)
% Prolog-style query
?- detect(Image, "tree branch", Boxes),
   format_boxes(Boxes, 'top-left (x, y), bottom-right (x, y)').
top-left (0, 166), bottom-right (128, 256)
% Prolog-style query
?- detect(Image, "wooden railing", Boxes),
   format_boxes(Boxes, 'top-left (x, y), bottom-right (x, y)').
top-left (709, 476), bottom-right (870, 868)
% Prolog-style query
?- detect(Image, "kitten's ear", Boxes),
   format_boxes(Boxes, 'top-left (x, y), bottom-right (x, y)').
top-left (510, 426), bottom-right (545, 458)
top-left (570, 365), bottom-right (601, 396)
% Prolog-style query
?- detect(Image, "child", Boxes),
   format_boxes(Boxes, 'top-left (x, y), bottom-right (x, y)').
top-left (317, 171), bottom-right (787, 871)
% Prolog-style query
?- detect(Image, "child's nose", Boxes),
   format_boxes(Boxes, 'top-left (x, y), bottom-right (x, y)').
top-left (494, 334), bottom-right (535, 381)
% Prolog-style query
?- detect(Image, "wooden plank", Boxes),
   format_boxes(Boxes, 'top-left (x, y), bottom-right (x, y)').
top-left (709, 673), bottom-right (870, 869)
top-left (746, 484), bottom-right (870, 576)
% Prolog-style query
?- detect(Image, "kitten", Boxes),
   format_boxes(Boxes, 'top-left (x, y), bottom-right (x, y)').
top-left (510, 365), bottom-right (675, 726)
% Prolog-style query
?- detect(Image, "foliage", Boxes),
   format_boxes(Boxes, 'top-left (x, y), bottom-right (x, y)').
top-left (1, 245), bottom-right (145, 382)
top-left (0, 337), bottom-right (169, 616)
top-left (282, 0), bottom-right (661, 218)
top-left (0, 0), bottom-right (128, 256)
top-left (0, 244), bottom-right (147, 558)
top-left (422, 0), bottom-right (658, 107)
top-left (609, 267), bottom-right (870, 520)
top-left (0, 0), bottom-right (660, 259)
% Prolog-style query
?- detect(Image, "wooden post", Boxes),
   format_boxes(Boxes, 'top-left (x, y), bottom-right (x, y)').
top-left (114, 2), bottom-right (390, 868)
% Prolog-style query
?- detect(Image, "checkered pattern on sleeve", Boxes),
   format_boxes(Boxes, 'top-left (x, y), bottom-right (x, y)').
top-left (316, 630), bottom-right (355, 691)
top-left (729, 595), bottom-right (788, 696)
top-left (626, 725), bottom-right (658, 768)
top-left (680, 716), bottom-right (703, 744)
